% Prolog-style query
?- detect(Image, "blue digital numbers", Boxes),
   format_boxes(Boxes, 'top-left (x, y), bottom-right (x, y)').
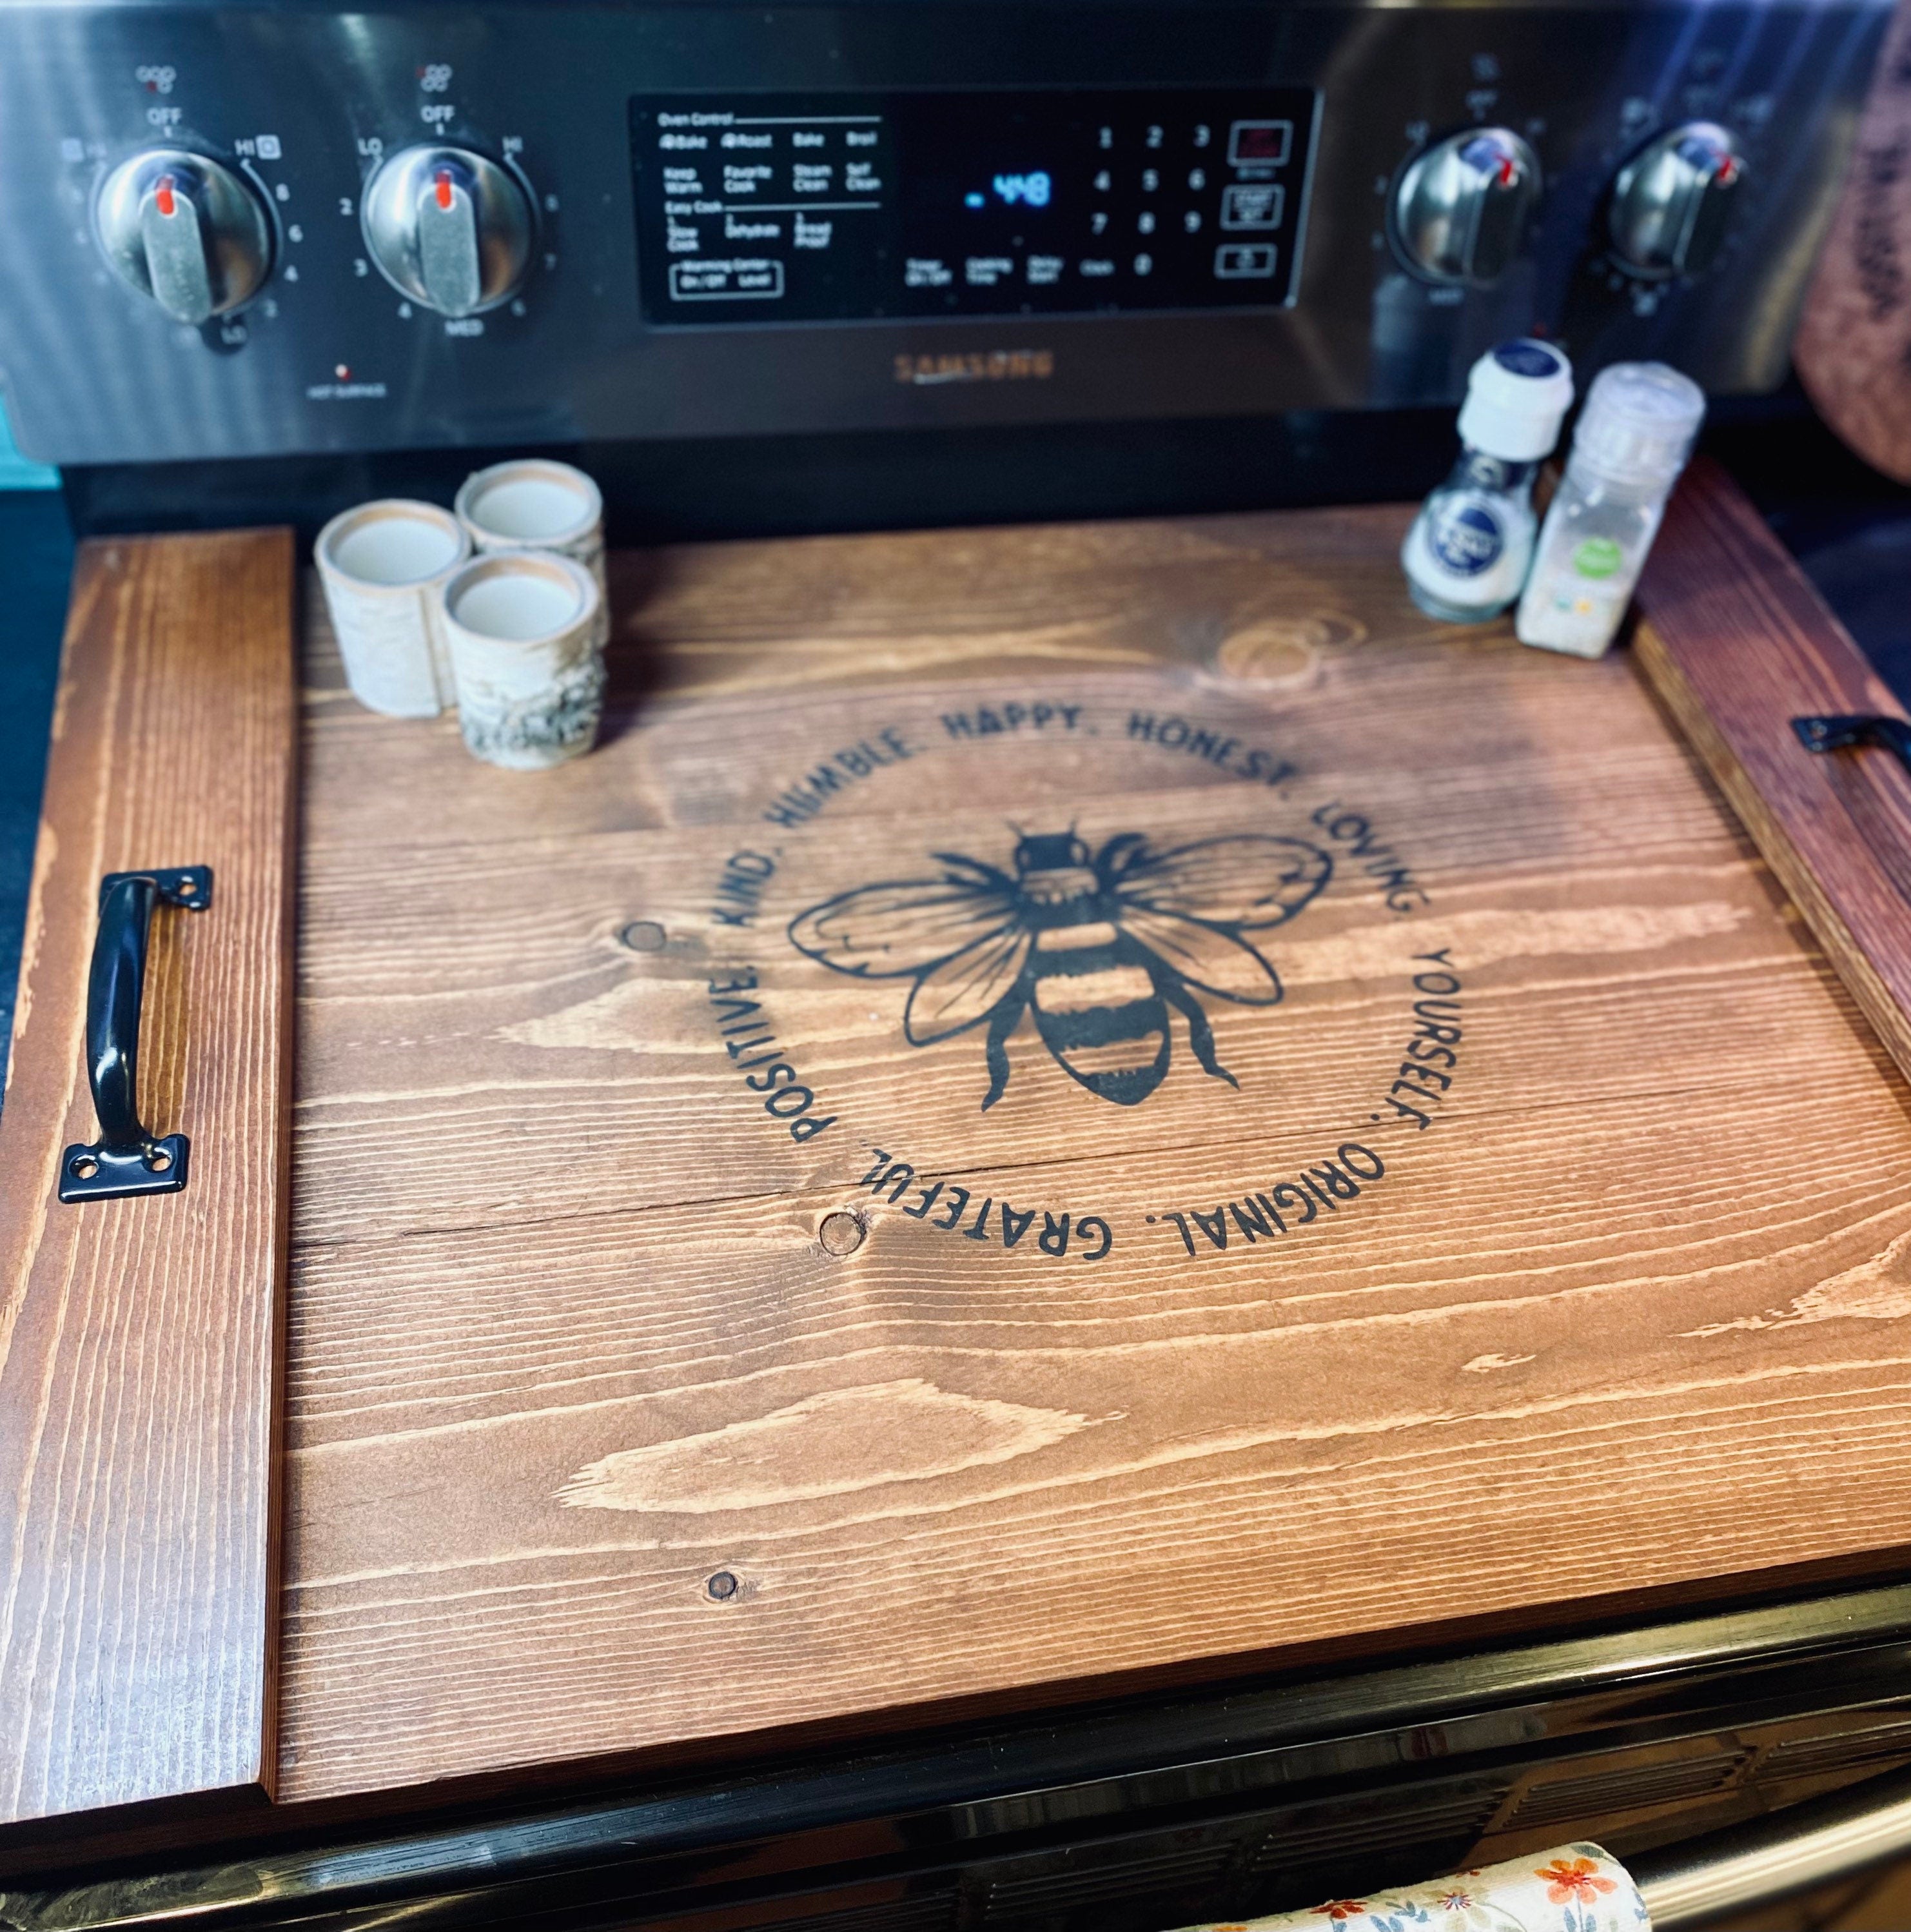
top-left (989, 171), bottom-right (1052, 208)
top-left (963, 172), bottom-right (1053, 210)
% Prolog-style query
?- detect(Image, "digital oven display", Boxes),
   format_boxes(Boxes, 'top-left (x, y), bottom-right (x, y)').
top-left (629, 87), bottom-right (1317, 324)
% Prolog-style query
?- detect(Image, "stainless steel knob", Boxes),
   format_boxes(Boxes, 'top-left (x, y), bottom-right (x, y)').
top-left (1392, 128), bottom-right (1542, 286)
top-left (360, 145), bottom-right (533, 317)
top-left (95, 149), bottom-right (273, 324)
top-left (1609, 123), bottom-right (1743, 279)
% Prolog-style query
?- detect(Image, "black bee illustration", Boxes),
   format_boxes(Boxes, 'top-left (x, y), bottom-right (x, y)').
top-left (788, 831), bottom-right (1333, 1109)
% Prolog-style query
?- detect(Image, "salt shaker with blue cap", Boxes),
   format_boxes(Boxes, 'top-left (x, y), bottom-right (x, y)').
top-left (1401, 337), bottom-right (1575, 623)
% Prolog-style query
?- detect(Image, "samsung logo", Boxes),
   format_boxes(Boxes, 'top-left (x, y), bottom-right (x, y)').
top-left (894, 350), bottom-right (1054, 386)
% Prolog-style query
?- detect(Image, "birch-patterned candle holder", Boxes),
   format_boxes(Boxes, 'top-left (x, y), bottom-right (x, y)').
top-left (315, 500), bottom-right (470, 718)
top-left (439, 551), bottom-right (605, 771)
top-left (454, 459), bottom-right (608, 648)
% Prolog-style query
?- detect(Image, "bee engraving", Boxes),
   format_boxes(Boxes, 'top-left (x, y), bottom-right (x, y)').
top-left (788, 831), bottom-right (1333, 1109)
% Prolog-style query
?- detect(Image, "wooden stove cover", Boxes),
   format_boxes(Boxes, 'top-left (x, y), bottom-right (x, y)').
top-left (279, 475), bottom-right (1911, 1811)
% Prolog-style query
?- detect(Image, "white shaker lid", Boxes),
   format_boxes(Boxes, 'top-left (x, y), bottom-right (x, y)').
top-left (1456, 337), bottom-right (1576, 462)
top-left (1571, 360), bottom-right (1707, 483)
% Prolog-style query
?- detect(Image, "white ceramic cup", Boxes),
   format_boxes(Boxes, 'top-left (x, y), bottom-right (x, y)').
top-left (454, 459), bottom-right (607, 647)
top-left (315, 500), bottom-right (470, 717)
top-left (440, 551), bottom-right (605, 770)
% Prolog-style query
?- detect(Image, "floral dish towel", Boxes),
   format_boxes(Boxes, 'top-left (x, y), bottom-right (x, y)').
top-left (1179, 1842), bottom-right (1649, 1932)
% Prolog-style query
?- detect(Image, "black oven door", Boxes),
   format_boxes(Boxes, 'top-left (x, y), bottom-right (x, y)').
top-left (11, 1581), bottom-right (1911, 1931)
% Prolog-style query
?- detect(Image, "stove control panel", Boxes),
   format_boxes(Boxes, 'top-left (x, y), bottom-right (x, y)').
top-left (631, 88), bottom-right (1317, 322)
top-left (0, 0), bottom-right (1888, 465)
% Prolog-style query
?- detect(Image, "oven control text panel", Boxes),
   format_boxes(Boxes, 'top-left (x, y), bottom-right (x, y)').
top-left (631, 88), bottom-right (1316, 323)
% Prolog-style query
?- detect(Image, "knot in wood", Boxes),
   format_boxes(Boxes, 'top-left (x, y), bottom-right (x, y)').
top-left (819, 1210), bottom-right (866, 1257)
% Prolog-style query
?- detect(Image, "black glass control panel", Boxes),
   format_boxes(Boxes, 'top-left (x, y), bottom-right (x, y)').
top-left (0, 0), bottom-right (1872, 466)
top-left (630, 87), bottom-right (1317, 324)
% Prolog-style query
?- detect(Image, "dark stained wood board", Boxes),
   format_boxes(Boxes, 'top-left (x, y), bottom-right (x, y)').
top-left (1634, 458), bottom-right (1911, 1092)
top-left (0, 533), bottom-right (297, 1829)
top-left (280, 484), bottom-right (1911, 1814)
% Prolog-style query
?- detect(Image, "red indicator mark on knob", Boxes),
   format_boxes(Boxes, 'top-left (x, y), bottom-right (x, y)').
top-left (155, 173), bottom-right (178, 219)
top-left (435, 167), bottom-right (454, 211)
top-left (1495, 155), bottom-right (1517, 188)
top-left (1715, 155), bottom-right (1740, 186)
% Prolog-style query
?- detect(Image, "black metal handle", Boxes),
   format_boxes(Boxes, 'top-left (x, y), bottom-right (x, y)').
top-left (60, 865), bottom-right (212, 1203)
top-left (1793, 713), bottom-right (1911, 773)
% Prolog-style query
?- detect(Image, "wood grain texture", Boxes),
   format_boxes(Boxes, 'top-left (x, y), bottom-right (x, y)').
top-left (0, 533), bottom-right (296, 1829)
top-left (1634, 458), bottom-right (1911, 1090)
top-left (280, 490), bottom-right (1911, 1812)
